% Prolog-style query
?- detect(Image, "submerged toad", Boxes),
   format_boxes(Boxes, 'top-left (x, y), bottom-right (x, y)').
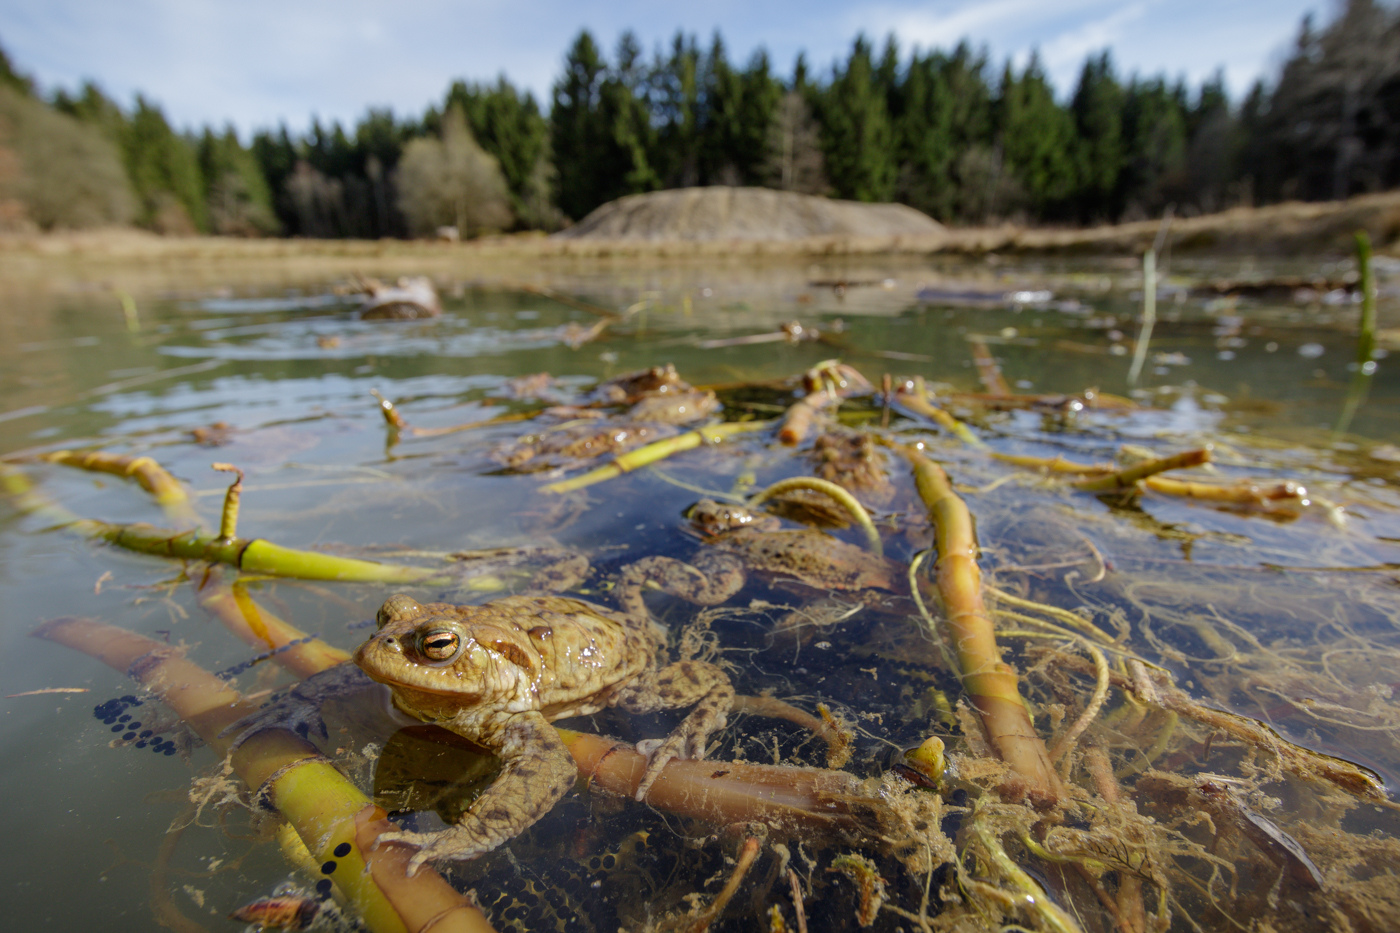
top-left (685, 498), bottom-right (904, 600)
top-left (357, 591), bottom-right (732, 873)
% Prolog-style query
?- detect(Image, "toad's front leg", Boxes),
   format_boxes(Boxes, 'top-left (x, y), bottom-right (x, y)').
top-left (374, 712), bottom-right (576, 875)
top-left (615, 659), bottom-right (734, 801)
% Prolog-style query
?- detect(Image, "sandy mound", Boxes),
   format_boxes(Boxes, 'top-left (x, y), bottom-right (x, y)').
top-left (555, 186), bottom-right (944, 241)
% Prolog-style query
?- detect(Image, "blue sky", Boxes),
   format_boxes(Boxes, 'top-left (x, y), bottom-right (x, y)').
top-left (0, 0), bottom-right (1325, 138)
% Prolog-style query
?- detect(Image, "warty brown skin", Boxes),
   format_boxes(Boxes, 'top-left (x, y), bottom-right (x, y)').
top-left (356, 592), bottom-right (732, 873)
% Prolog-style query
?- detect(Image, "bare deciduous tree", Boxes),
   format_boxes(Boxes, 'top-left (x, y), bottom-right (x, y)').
top-left (763, 91), bottom-right (827, 195)
top-left (0, 86), bottom-right (133, 229)
top-left (396, 106), bottom-right (512, 237)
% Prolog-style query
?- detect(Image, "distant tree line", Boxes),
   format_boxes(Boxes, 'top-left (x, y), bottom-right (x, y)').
top-left (1, 0), bottom-right (1398, 236)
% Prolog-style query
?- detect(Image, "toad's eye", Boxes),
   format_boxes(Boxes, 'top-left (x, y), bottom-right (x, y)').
top-left (419, 630), bottom-right (460, 661)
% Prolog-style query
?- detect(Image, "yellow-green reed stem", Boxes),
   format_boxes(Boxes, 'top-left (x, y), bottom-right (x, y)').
top-left (39, 450), bottom-right (201, 528)
top-left (1355, 230), bottom-right (1378, 369)
top-left (1126, 248), bottom-right (1156, 387)
top-left (895, 379), bottom-right (984, 447)
top-left (1336, 230), bottom-right (1379, 435)
top-left (370, 389), bottom-right (409, 431)
top-left (904, 445), bottom-right (1062, 807)
top-left (543, 420), bottom-right (772, 494)
top-left (72, 519), bottom-right (447, 583)
top-left (1071, 447), bottom-right (1210, 494)
top-left (989, 452), bottom-right (1107, 474)
top-left (3, 462), bottom-right (452, 585)
top-left (199, 577), bottom-right (352, 679)
top-left (117, 290), bottom-right (140, 332)
top-left (747, 476), bottom-right (883, 555)
top-left (991, 631), bottom-right (1111, 764)
top-left (212, 463), bottom-right (243, 541)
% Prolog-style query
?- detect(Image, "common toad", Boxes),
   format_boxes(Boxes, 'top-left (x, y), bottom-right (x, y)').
top-left (355, 591), bottom-right (732, 872)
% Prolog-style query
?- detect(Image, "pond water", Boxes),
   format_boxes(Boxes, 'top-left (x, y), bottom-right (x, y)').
top-left (2, 254), bottom-right (1399, 932)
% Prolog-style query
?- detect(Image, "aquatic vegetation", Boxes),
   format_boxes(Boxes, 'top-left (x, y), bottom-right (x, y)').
top-left (4, 273), bottom-right (1400, 933)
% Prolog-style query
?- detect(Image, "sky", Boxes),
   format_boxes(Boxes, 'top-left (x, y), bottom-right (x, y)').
top-left (0, 0), bottom-right (1329, 139)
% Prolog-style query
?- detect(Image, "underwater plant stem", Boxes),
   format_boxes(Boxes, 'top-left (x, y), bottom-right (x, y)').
top-left (892, 380), bottom-right (984, 446)
top-left (1335, 230), bottom-right (1379, 435)
top-left (557, 728), bottom-right (868, 834)
top-left (904, 446), bottom-right (1062, 807)
top-left (31, 616), bottom-right (495, 933)
top-left (1048, 640), bottom-right (1110, 764)
top-left (1071, 448), bottom-right (1210, 494)
top-left (542, 420), bottom-right (771, 494)
top-left (968, 803), bottom-right (1086, 933)
top-left (683, 836), bottom-right (763, 933)
top-left (985, 586), bottom-right (1117, 645)
top-left (1126, 248), bottom-right (1156, 388)
top-left (747, 475), bottom-right (883, 555)
top-left (198, 577), bottom-right (353, 679)
top-left (39, 449), bottom-right (202, 528)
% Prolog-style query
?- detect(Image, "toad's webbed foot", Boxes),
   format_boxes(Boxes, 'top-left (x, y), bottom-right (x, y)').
top-left (219, 663), bottom-right (379, 753)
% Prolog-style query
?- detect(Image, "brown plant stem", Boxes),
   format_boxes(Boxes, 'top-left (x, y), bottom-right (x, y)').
top-left (903, 445), bottom-right (1062, 807)
top-left (558, 728), bottom-right (868, 834)
top-left (1071, 448), bottom-right (1211, 494)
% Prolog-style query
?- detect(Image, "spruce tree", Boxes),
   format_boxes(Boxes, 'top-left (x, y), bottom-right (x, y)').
top-left (1070, 51), bottom-right (1125, 221)
top-left (818, 36), bottom-right (897, 202)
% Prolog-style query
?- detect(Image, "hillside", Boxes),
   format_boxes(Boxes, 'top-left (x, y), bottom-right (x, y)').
top-left (554, 187), bottom-right (944, 241)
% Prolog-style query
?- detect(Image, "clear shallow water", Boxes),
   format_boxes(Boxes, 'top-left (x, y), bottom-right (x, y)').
top-left (2, 257), bottom-right (1399, 932)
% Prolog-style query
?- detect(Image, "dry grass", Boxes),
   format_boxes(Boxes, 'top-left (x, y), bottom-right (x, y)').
top-left (1, 191), bottom-right (1397, 297)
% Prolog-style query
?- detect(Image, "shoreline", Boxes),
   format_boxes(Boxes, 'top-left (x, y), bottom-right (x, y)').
top-left (0, 192), bottom-right (1396, 296)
